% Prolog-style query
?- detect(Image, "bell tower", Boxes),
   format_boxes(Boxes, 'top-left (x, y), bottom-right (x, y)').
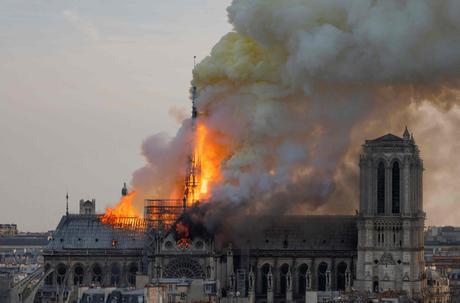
top-left (355, 127), bottom-right (426, 299)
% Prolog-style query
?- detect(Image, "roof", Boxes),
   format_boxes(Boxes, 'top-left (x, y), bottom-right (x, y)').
top-left (369, 133), bottom-right (404, 143)
top-left (227, 215), bottom-right (358, 251)
top-left (45, 215), bottom-right (145, 251)
top-left (0, 236), bottom-right (49, 247)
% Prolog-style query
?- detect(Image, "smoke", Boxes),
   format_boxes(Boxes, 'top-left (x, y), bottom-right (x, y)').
top-left (131, 0), bottom-right (460, 233)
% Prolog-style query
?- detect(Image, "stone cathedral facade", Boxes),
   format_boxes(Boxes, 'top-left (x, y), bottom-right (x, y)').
top-left (38, 129), bottom-right (427, 303)
top-left (355, 129), bottom-right (426, 299)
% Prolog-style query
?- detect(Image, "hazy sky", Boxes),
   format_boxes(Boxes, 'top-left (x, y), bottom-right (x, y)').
top-left (2, 0), bottom-right (458, 232)
top-left (0, 0), bottom-right (231, 231)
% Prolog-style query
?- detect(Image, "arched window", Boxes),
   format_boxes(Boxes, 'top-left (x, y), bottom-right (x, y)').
top-left (56, 263), bottom-right (67, 286)
top-left (163, 257), bottom-right (205, 280)
top-left (298, 264), bottom-right (308, 295)
top-left (91, 264), bottom-right (102, 285)
top-left (392, 161), bottom-right (400, 213)
top-left (127, 263), bottom-right (138, 286)
top-left (336, 262), bottom-right (347, 291)
top-left (110, 264), bottom-right (121, 286)
top-left (280, 264), bottom-right (289, 295)
top-left (317, 262), bottom-right (328, 291)
top-left (73, 264), bottom-right (84, 286)
top-left (377, 162), bottom-right (385, 214)
top-left (261, 264), bottom-right (271, 294)
top-left (373, 279), bottom-right (379, 293)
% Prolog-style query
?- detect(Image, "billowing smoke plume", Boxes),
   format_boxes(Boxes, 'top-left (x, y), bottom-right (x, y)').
top-left (131, 0), bottom-right (460, 234)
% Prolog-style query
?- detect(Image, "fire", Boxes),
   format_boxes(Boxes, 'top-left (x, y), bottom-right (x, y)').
top-left (101, 119), bottom-right (231, 231)
top-left (194, 122), bottom-right (231, 201)
top-left (101, 191), bottom-right (142, 228)
top-left (175, 221), bottom-right (191, 249)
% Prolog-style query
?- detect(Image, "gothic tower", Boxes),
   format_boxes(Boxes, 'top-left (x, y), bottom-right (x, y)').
top-left (355, 128), bottom-right (426, 299)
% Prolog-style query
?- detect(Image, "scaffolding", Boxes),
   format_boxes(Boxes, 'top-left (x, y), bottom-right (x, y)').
top-left (143, 86), bottom-right (202, 230)
top-left (144, 199), bottom-right (186, 230)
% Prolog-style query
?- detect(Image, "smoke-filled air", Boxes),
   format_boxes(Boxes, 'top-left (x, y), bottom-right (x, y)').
top-left (104, 0), bottom-right (460, 235)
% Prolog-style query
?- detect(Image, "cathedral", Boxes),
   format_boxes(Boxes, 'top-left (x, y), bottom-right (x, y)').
top-left (37, 128), bottom-right (426, 303)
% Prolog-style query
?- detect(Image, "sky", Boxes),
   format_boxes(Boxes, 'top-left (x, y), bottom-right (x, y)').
top-left (0, 0), bottom-right (231, 231)
top-left (1, 0), bottom-right (459, 232)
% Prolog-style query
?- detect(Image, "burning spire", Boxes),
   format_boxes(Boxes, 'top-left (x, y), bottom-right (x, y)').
top-left (184, 85), bottom-right (202, 206)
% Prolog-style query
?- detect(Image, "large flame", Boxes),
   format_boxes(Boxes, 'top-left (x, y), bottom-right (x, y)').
top-left (101, 121), bottom-right (230, 229)
top-left (195, 121), bottom-right (231, 201)
top-left (101, 191), bottom-right (141, 227)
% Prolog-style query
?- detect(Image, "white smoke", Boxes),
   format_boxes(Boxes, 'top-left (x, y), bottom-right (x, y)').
top-left (133, 0), bottom-right (460, 227)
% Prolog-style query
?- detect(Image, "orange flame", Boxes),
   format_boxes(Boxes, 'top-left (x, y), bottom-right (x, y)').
top-left (194, 122), bottom-right (231, 201)
top-left (101, 191), bottom-right (142, 228)
top-left (175, 221), bottom-right (191, 249)
top-left (101, 120), bottom-right (231, 231)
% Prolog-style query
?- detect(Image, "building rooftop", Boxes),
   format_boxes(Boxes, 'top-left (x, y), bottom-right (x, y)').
top-left (45, 214), bottom-right (145, 252)
top-left (226, 215), bottom-right (358, 252)
top-left (0, 235), bottom-right (49, 247)
top-left (369, 133), bottom-right (404, 142)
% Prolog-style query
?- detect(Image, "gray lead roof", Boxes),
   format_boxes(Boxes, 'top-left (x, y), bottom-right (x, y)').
top-left (46, 215), bottom-right (145, 251)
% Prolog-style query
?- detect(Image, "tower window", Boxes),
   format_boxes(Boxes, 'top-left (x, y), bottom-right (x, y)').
top-left (392, 162), bottom-right (400, 213)
top-left (377, 162), bottom-right (385, 214)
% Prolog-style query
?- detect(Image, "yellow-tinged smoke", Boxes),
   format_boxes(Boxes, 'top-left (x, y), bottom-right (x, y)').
top-left (193, 32), bottom-right (281, 87)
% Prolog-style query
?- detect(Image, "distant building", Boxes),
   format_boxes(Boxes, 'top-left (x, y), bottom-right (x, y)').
top-left (0, 233), bottom-right (49, 303)
top-left (0, 271), bottom-right (13, 303)
top-left (0, 234), bottom-right (49, 264)
top-left (447, 270), bottom-right (460, 303)
top-left (0, 224), bottom-right (18, 237)
top-left (79, 199), bottom-right (96, 215)
top-left (425, 226), bottom-right (460, 303)
top-left (426, 267), bottom-right (450, 303)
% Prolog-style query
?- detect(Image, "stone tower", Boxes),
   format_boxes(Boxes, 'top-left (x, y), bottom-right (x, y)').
top-left (79, 199), bottom-right (96, 215)
top-left (355, 128), bottom-right (426, 299)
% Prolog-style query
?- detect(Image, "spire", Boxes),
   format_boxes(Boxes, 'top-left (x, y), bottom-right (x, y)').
top-left (121, 182), bottom-right (128, 196)
top-left (183, 58), bottom-right (202, 207)
top-left (192, 56), bottom-right (198, 120)
top-left (192, 86), bottom-right (197, 119)
top-left (66, 193), bottom-right (69, 215)
top-left (403, 126), bottom-right (410, 140)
